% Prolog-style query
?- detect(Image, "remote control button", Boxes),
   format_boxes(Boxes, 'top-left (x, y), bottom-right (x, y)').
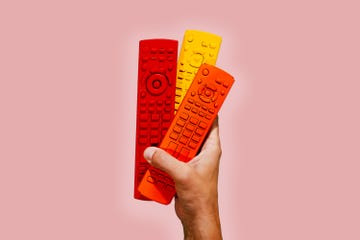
top-left (167, 48), bottom-right (174, 53)
top-left (165, 184), bottom-right (175, 192)
top-left (165, 107), bottom-right (172, 112)
top-left (159, 56), bottom-right (165, 62)
top-left (202, 68), bottom-right (209, 76)
top-left (207, 83), bottom-right (217, 91)
top-left (179, 112), bottom-right (189, 120)
top-left (147, 176), bottom-right (155, 183)
top-left (150, 137), bottom-right (159, 144)
top-left (157, 105), bottom-right (164, 112)
top-left (184, 104), bottom-right (191, 110)
top-left (140, 130), bottom-right (147, 136)
top-left (195, 128), bottom-right (204, 136)
top-left (199, 95), bottom-right (210, 103)
top-left (209, 42), bottom-right (217, 49)
top-left (183, 129), bottom-right (192, 138)
top-left (159, 48), bottom-right (165, 53)
top-left (199, 111), bottom-right (205, 117)
top-left (143, 46), bottom-right (149, 53)
top-left (199, 121), bottom-right (207, 129)
top-left (140, 91), bottom-right (147, 98)
top-left (146, 74), bottom-right (169, 95)
top-left (163, 114), bottom-right (171, 121)
top-left (189, 117), bottom-right (199, 125)
top-left (150, 130), bottom-right (159, 137)
top-left (179, 136), bottom-right (189, 144)
top-left (150, 122), bottom-right (160, 129)
top-left (188, 98), bottom-right (194, 104)
top-left (215, 78), bottom-right (222, 85)
top-left (170, 132), bottom-right (179, 140)
top-left (189, 53), bottom-right (204, 68)
top-left (140, 106), bottom-right (146, 112)
top-left (139, 137), bottom-right (147, 145)
top-left (140, 114), bottom-right (148, 121)
top-left (208, 108), bottom-right (215, 114)
top-left (201, 41), bottom-right (208, 47)
top-left (185, 123), bottom-right (195, 132)
top-left (151, 114), bottom-right (160, 121)
top-left (150, 48), bottom-right (157, 53)
top-left (223, 82), bottom-right (229, 88)
top-left (157, 180), bottom-right (166, 189)
top-left (141, 64), bottom-right (148, 72)
top-left (198, 84), bottom-right (218, 103)
top-left (162, 121), bottom-right (171, 128)
top-left (173, 125), bottom-right (182, 133)
top-left (179, 147), bottom-right (190, 160)
top-left (188, 141), bottom-right (197, 149)
top-left (149, 106), bottom-right (155, 113)
top-left (139, 122), bottom-right (147, 129)
top-left (168, 141), bottom-right (178, 150)
top-left (205, 114), bottom-right (212, 120)
top-left (176, 118), bottom-right (186, 127)
top-left (186, 34), bottom-right (194, 42)
top-left (192, 134), bottom-right (201, 143)
top-left (142, 56), bottom-right (149, 62)
top-left (191, 107), bottom-right (198, 114)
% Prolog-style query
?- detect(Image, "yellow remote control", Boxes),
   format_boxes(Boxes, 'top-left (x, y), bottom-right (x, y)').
top-left (175, 30), bottom-right (222, 112)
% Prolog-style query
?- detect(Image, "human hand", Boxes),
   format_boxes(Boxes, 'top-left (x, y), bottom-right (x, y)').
top-left (143, 117), bottom-right (222, 240)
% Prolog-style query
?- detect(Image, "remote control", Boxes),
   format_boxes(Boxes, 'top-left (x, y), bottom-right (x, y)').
top-left (134, 39), bottom-right (178, 200)
top-left (175, 30), bottom-right (222, 112)
top-left (138, 64), bottom-right (234, 204)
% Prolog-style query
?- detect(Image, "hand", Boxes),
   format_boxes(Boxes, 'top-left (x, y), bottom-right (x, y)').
top-left (144, 117), bottom-right (222, 240)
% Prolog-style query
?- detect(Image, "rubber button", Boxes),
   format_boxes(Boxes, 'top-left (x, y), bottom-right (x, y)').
top-left (202, 68), bottom-right (209, 76)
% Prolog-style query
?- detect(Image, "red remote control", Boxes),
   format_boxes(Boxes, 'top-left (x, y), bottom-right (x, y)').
top-left (134, 39), bottom-right (178, 200)
top-left (138, 64), bottom-right (234, 204)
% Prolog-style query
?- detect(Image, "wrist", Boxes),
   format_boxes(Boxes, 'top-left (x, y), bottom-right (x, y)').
top-left (181, 203), bottom-right (222, 240)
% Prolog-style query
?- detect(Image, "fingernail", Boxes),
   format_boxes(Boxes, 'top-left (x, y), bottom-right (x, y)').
top-left (144, 147), bottom-right (156, 163)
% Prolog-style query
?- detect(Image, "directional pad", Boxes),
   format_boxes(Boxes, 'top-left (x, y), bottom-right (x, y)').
top-left (146, 73), bottom-right (169, 95)
top-left (189, 53), bottom-right (204, 68)
top-left (198, 84), bottom-right (218, 103)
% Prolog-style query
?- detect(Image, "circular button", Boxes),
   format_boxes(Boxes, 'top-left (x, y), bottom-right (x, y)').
top-left (146, 74), bottom-right (168, 96)
top-left (187, 34), bottom-right (194, 42)
top-left (202, 68), bottom-right (209, 76)
top-left (205, 90), bottom-right (212, 97)
top-left (189, 53), bottom-right (204, 68)
top-left (152, 79), bottom-right (161, 89)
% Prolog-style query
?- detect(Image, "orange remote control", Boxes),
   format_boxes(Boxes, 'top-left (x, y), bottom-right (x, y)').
top-left (138, 64), bottom-right (234, 204)
top-left (134, 39), bottom-right (178, 200)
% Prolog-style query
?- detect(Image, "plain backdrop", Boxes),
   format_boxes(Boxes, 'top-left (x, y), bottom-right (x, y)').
top-left (1, 0), bottom-right (359, 239)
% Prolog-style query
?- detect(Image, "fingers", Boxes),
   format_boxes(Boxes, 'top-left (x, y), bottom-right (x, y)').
top-left (144, 147), bottom-right (190, 182)
top-left (200, 116), bottom-right (221, 155)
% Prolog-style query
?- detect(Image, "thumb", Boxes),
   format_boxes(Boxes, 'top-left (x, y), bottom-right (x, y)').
top-left (144, 147), bottom-right (189, 182)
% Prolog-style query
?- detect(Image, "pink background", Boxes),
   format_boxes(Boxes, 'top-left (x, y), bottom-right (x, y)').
top-left (1, 0), bottom-right (359, 239)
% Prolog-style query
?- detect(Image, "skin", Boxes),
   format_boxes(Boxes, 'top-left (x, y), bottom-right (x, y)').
top-left (143, 117), bottom-right (222, 240)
